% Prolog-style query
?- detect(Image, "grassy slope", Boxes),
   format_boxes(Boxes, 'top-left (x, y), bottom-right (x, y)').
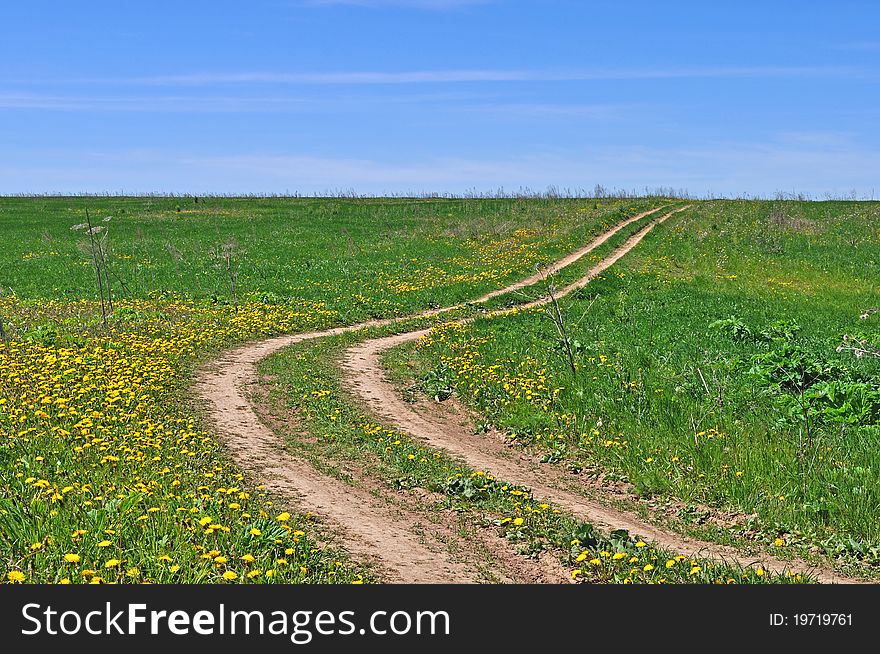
top-left (396, 201), bottom-right (880, 572)
top-left (0, 196), bottom-right (656, 584)
top-left (0, 197), bottom-right (656, 313)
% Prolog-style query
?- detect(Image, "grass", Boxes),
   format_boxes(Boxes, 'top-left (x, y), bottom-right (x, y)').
top-left (258, 325), bottom-right (807, 584)
top-left (397, 200), bottom-right (880, 573)
top-left (0, 196), bottom-right (659, 584)
top-left (0, 196), bottom-right (657, 314)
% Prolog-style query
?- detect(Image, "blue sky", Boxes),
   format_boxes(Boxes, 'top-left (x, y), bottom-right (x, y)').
top-left (1, 0), bottom-right (878, 196)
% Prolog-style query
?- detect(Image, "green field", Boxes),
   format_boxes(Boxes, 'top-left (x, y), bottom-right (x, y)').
top-left (0, 196), bottom-right (665, 584)
top-left (1, 196), bottom-right (874, 585)
top-left (395, 200), bottom-right (880, 573)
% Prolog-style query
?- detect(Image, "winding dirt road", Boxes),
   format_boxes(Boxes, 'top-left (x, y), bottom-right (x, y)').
top-left (196, 205), bottom-right (857, 584)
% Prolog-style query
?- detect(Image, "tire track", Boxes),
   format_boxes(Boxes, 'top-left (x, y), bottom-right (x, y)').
top-left (197, 205), bottom-right (853, 584)
top-left (338, 207), bottom-right (859, 584)
top-left (194, 205), bottom-right (666, 583)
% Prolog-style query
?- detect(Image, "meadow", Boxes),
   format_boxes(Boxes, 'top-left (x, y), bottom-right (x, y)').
top-left (395, 201), bottom-right (880, 575)
top-left (3, 196), bottom-right (872, 584)
top-left (0, 195), bottom-right (670, 584)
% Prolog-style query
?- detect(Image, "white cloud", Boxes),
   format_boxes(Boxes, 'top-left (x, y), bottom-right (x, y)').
top-left (2, 141), bottom-right (878, 198)
top-left (0, 93), bottom-right (315, 112)
top-left (60, 65), bottom-right (859, 87)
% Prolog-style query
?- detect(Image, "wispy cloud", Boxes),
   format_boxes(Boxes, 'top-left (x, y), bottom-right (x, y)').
top-left (0, 90), bottom-right (499, 113)
top-left (3, 141), bottom-right (878, 198)
top-left (0, 93), bottom-right (316, 112)
top-left (470, 102), bottom-right (632, 119)
top-left (57, 65), bottom-right (859, 87)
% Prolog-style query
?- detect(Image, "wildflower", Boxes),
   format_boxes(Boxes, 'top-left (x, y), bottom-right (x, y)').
top-left (97, 540), bottom-right (111, 548)
top-left (64, 553), bottom-right (81, 564)
top-left (612, 552), bottom-right (626, 560)
top-left (512, 517), bottom-right (524, 526)
top-left (250, 528), bottom-right (262, 536)
top-left (169, 565), bottom-right (180, 573)
top-left (276, 512), bottom-right (291, 522)
top-left (635, 541), bottom-right (646, 548)
top-left (774, 538), bottom-right (784, 547)
top-left (105, 559), bottom-right (121, 568)
top-left (222, 571), bottom-right (238, 581)
top-left (756, 568), bottom-right (765, 577)
top-left (241, 554), bottom-right (255, 563)
top-left (8, 571), bottom-right (25, 583)
top-left (666, 560), bottom-right (676, 568)
top-left (643, 564), bottom-right (654, 571)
